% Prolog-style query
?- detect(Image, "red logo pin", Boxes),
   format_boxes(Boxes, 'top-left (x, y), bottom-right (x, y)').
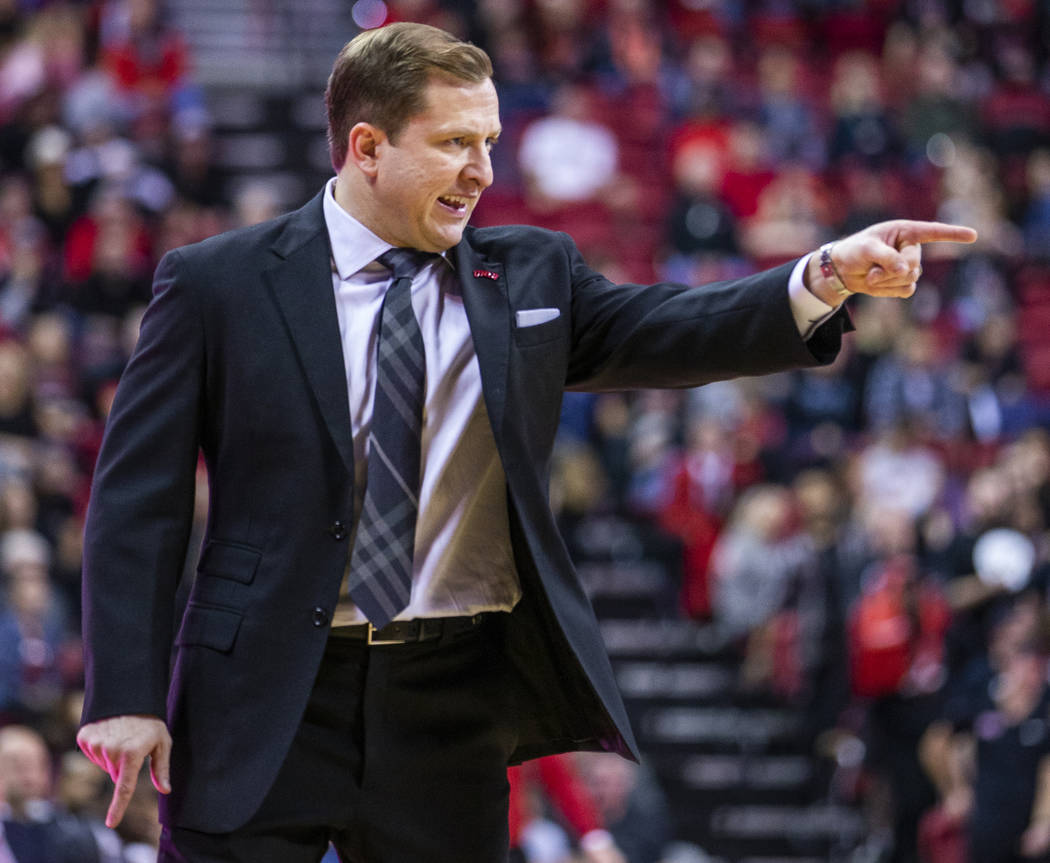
top-left (473, 269), bottom-right (499, 280)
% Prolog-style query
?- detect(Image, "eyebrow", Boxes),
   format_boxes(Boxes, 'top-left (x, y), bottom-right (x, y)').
top-left (434, 124), bottom-right (502, 139)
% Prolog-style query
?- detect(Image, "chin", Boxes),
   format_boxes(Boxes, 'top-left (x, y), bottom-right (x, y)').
top-left (428, 229), bottom-right (465, 251)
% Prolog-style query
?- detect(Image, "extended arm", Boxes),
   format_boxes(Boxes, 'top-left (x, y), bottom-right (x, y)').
top-left (566, 219), bottom-right (976, 391)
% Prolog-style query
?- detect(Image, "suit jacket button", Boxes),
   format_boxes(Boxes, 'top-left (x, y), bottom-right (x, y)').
top-left (329, 521), bottom-right (347, 540)
top-left (312, 607), bottom-right (329, 627)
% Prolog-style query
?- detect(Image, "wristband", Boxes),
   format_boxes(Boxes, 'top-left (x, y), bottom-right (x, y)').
top-left (819, 242), bottom-right (852, 300)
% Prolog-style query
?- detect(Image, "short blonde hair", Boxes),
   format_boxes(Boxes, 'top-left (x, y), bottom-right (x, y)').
top-left (324, 22), bottom-right (493, 171)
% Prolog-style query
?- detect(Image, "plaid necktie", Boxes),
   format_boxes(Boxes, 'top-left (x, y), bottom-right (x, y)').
top-left (346, 248), bottom-right (432, 627)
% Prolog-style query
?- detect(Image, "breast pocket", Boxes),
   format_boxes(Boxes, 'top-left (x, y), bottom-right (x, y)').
top-left (513, 316), bottom-right (565, 348)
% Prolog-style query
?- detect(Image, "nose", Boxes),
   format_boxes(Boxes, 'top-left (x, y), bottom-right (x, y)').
top-left (463, 144), bottom-right (493, 190)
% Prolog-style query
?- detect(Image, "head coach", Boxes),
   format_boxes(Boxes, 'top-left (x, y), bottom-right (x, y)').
top-left (75, 20), bottom-right (977, 863)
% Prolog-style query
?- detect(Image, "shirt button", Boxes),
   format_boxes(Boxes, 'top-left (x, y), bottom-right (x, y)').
top-left (312, 607), bottom-right (329, 627)
top-left (329, 521), bottom-right (347, 540)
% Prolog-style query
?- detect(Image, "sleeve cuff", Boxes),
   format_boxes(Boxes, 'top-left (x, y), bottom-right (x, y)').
top-left (789, 253), bottom-right (841, 340)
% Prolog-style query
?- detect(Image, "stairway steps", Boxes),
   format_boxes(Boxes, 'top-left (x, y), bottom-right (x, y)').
top-left (600, 618), bottom-right (740, 662)
top-left (616, 660), bottom-right (736, 701)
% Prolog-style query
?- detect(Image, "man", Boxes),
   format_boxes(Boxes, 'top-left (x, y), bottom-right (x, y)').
top-left (76, 21), bottom-right (977, 863)
top-left (0, 726), bottom-right (101, 863)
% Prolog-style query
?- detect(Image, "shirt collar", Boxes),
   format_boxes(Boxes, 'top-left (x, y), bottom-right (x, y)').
top-left (321, 177), bottom-right (455, 279)
top-left (322, 177), bottom-right (392, 280)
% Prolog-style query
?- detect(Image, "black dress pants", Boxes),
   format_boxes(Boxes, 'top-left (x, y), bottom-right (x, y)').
top-left (158, 613), bottom-right (518, 863)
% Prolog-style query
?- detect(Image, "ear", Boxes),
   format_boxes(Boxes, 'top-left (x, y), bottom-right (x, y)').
top-left (346, 122), bottom-right (386, 178)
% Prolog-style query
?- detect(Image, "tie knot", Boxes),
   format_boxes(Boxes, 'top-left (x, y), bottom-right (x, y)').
top-left (377, 248), bottom-right (433, 281)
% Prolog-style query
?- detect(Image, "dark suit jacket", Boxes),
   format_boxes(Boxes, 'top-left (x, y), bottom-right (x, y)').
top-left (3, 814), bottom-right (101, 863)
top-left (80, 190), bottom-right (848, 833)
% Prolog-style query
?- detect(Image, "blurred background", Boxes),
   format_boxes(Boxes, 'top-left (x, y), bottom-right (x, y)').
top-left (0, 0), bottom-right (1048, 861)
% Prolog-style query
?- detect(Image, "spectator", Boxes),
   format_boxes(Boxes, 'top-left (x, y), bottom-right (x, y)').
top-left (1021, 149), bottom-right (1050, 259)
top-left (575, 753), bottom-right (672, 863)
top-left (665, 136), bottom-right (738, 264)
top-left (827, 50), bottom-right (899, 169)
top-left (898, 37), bottom-right (978, 164)
top-left (854, 422), bottom-right (945, 521)
top-left (864, 324), bottom-right (969, 439)
top-left (959, 310), bottom-right (1025, 443)
top-left (921, 618), bottom-right (1050, 863)
top-left (936, 143), bottom-right (1022, 257)
top-left (740, 165), bottom-right (831, 268)
top-left (711, 484), bottom-right (814, 692)
top-left (509, 753), bottom-right (627, 863)
top-left (782, 339), bottom-right (865, 466)
top-left (755, 44), bottom-right (824, 170)
top-left (669, 33), bottom-right (747, 122)
top-left (25, 124), bottom-right (76, 240)
top-left (518, 82), bottom-right (618, 209)
top-left (0, 340), bottom-right (36, 440)
top-left (0, 529), bottom-right (78, 721)
top-left (720, 120), bottom-right (775, 222)
top-left (54, 751), bottom-right (124, 863)
top-left (99, 0), bottom-right (191, 111)
top-left (164, 120), bottom-right (225, 210)
top-left (0, 724), bottom-right (99, 863)
top-left (852, 529), bottom-right (950, 863)
top-left (66, 189), bottom-right (152, 319)
top-left (980, 39), bottom-right (1050, 163)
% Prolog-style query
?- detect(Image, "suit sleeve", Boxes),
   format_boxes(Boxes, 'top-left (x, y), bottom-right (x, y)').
top-left (562, 235), bottom-right (849, 391)
top-left (80, 248), bottom-right (205, 726)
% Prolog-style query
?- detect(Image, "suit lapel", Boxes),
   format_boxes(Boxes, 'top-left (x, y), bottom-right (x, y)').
top-left (454, 238), bottom-right (509, 446)
top-left (264, 193), bottom-right (355, 477)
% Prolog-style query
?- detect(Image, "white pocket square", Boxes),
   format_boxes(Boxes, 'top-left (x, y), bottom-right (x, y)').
top-left (515, 308), bottom-right (560, 328)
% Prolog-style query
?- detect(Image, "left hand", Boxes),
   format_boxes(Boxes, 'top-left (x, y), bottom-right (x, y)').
top-left (806, 219), bottom-right (978, 305)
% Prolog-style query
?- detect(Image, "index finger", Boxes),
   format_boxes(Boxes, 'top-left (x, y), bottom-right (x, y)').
top-left (896, 220), bottom-right (978, 245)
top-left (105, 753), bottom-right (144, 829)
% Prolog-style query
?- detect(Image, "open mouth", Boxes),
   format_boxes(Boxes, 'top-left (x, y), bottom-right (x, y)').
top-left (437, 195), bottom-right (470, 215)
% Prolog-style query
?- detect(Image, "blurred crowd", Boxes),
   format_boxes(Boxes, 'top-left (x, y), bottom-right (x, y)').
top-left (0, 0), bottom-right (1046, 861)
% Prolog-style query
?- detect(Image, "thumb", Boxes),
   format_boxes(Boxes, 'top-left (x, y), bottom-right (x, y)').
top-left (149, 733), bottom-right (172, 795)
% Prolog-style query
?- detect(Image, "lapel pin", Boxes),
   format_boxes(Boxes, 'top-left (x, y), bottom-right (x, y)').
top-left (473, 269), bottom-right (499, 281)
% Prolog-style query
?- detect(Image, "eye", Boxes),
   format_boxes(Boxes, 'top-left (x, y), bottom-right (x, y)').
top-left (485, 138), bottom-right (499, 152)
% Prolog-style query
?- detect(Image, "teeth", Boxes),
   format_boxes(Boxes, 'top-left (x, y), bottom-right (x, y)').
top-left (440, 196), bottom-right (468, 208)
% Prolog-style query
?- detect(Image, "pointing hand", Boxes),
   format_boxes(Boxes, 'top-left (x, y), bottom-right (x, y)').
top-left (806, 219), bottom-right (978, 305)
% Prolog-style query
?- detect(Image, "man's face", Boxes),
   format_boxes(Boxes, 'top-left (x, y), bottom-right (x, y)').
top-left (0, 733), bottom-right (51, 805)
top-left (364, 76), bottom-right (500, 252)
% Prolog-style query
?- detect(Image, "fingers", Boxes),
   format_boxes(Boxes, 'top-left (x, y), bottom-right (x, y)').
top-left (75, 715), bottom-right (172, 828)
top-left (891, 220), bottom-right (978, 246)
top-left (865, 240), bottom-right (922, 295)
top-left (150, 732), bottom-right (172, 795)
top-left (106, 753), bottom-right (144, 829)
top-left (835, 235), bottom-right (921, 297)
top-left (856, 236), bottom-right (904, 279)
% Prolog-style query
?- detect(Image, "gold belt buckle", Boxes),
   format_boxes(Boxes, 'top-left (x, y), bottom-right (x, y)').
top-left (366, 622), bottom-right (406, 645)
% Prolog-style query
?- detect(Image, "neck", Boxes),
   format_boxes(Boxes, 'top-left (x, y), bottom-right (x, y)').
top-left (332, 173), bottom-right (360, 219)
top-left (332, 171), bottom-right (389, 242)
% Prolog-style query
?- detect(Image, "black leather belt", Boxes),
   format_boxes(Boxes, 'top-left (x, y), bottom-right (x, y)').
top-left (328, 613), bottom-right (489, 645)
